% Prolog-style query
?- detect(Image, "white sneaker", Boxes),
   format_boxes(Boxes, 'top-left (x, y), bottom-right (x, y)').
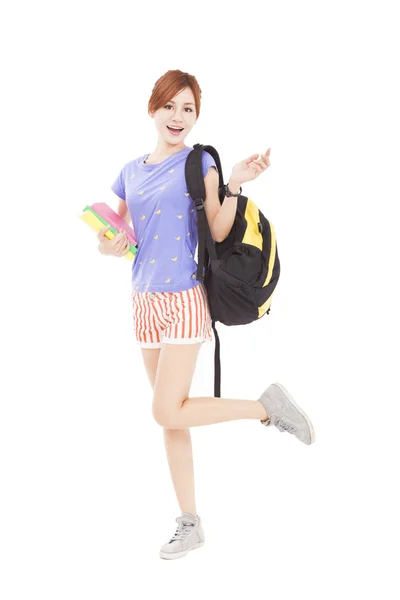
top-left (259, 382), bottom-right (315, 445)
top-left (159, 512), bottom-right (205, 560)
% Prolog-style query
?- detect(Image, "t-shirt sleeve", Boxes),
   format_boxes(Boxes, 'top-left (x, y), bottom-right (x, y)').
top-left (202, 150), bottom-right (219, 178)
top-left (111, 165), bottom-right (126, 200)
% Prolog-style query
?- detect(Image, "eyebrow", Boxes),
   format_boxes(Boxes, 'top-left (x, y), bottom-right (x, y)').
top-left (168, 100), bottom-right (196, 106)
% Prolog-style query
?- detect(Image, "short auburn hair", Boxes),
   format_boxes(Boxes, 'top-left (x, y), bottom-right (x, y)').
top-left (148, 70), bottom-right (202, 119)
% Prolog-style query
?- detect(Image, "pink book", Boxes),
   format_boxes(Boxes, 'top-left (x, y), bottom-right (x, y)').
top-left (91, 202), bottom-right (137, 246)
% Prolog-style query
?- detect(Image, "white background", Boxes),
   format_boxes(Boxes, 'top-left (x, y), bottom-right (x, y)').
top-left (1, 0), bottom-right (399, 597)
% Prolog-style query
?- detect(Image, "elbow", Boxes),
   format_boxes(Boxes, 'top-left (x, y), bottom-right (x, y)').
top-left (213, 226), bottom-right (228, 243)
top-left (211, 222), bottom-right (223, 243)
top-left (213, 231), bottom-right (222, 243)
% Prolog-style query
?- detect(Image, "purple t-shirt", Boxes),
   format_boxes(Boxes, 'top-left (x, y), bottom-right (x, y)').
top-left (111, 146), bottom-right (218, 293)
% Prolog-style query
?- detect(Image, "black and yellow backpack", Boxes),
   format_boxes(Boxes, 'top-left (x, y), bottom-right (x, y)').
top-left (185, 143), bottom-right (281, 397)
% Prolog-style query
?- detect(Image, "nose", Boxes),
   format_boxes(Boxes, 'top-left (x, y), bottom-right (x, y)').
top-left (171, 110), bottom-right (184, 123)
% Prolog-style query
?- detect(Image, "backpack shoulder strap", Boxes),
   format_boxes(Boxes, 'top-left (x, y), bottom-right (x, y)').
top-left (184, 144), bottom-right (224, 398)
top-left (185, 144), bottom-right (219, 280)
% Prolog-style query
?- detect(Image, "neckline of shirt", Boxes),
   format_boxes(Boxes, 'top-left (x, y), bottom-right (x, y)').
top-left (139, 146), bottom-right (192, 169)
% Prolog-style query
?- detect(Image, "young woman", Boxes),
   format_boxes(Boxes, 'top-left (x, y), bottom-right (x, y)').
top-left (97, 69), bottom-right (315, 560)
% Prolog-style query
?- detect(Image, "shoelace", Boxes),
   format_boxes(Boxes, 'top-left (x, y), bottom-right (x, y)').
top-left (275, 415), bottom-right (297, 434)
top-left (169, 517), bottom-right (195, 543)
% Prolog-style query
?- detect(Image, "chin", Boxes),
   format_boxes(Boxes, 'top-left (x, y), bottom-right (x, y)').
top-left (165, 136), bottom-right (185, 145)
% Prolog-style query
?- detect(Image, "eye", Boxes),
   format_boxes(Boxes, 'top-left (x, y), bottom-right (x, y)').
top-left (165, 104), bottom-right (193, 112)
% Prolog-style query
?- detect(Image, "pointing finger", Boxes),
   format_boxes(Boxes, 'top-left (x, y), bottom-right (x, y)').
top-left (245, 154), bottom-right (259, 164)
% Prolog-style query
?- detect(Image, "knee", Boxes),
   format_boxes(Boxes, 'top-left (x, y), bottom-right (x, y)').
top-left (152, 403), bottom-right (179, 429)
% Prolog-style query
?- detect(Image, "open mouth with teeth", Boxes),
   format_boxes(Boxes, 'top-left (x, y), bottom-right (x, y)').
top-left (167, 126), bottom-right (184, 135)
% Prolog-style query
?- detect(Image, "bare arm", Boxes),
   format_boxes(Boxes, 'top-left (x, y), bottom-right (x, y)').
top-left (117, 197), bottom-right (131, 224)
top-left (204, 167), bottom-right (240, 242)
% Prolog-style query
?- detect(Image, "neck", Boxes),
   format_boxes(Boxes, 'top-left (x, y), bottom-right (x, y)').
top-left (152, 142), bottom-right (188, 159)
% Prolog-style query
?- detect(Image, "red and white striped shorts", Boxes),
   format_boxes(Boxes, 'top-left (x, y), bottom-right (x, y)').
top-left (131, 282), bottom-right (213, 349)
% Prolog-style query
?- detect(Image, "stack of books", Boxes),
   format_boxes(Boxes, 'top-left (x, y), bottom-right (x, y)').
top-left (79, 202), bottom-right (138, 261)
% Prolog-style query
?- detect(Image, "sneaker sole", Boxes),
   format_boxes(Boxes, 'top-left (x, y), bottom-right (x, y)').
top-left (269, 382), bottom-right (315, 445)
top-left (159, 541), bottom-right (205, 560)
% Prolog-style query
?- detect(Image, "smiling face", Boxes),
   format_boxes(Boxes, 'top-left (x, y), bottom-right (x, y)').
top-left (149, 87), bottom-right (197, 150)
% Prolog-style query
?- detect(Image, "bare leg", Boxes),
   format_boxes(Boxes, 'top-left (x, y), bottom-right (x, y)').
top-left (163, 428), bottom-right (197, 517)
top-left (141, 348), bottom-right (197, 517)
top-left (153, 342), bottom-right (270, 430)
top-left (179, 395), bottom-right (268, 428)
